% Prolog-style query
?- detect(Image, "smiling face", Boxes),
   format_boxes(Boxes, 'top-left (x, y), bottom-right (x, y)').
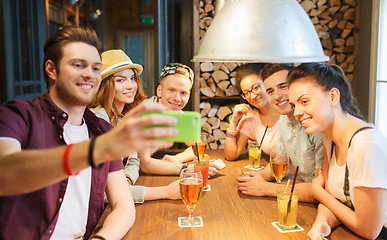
top-left (288, 78), bottom-right (333, 134)
top-left (157, 74), bottom-right (191, 111)
top-left (264, 70), bottom-right (294, 118)
top-left (49, 42), bottom-right (102, 109)
top-left (240, 74), bottom-right (268, 109)
top-left (112, 68), bottom-right (138, 112)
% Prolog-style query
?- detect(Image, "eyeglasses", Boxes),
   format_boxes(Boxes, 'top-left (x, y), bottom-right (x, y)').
top-left (242, 82), bottom-right (264, 99)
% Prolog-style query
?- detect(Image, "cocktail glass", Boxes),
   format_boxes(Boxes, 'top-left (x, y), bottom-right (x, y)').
top-left (192, 133), bottom-right (207, 160)
top-left (277, 187), bottom-right (298, 230)
top-left (194, 154), bottom-right (210, 189)
top-left (248, 141), bottom-right (261, 169)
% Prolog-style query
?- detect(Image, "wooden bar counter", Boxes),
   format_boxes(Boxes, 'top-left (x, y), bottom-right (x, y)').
top-left (98, 149), bottom-right (362, 240)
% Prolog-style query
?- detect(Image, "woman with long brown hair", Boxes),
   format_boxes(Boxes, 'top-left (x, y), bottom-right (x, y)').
top-left (288, 63), bottom-right (387, 239)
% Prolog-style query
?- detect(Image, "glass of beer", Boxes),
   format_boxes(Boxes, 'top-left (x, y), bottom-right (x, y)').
top-left (179, 167), bottom-right (204, 226)
top-left (270, 153), bottom-right (289, 183)
top-left (248, 141), bottom-right (261, 169)
top-left (192, 133), bottom-right (207, 160)
top-left (277, 187), bottom-right (298, 229)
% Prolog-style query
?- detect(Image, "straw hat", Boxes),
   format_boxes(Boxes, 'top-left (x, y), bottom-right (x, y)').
top-left (101, 49), bottom-right (143, 80)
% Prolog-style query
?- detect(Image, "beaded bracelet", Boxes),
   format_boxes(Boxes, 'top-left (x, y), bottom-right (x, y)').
top-left (88, 137), bottom-right (103, 169)
top-left (226, 132), bottom-right (237, 138)
top-left (226, 128), bottom-right (238, 138)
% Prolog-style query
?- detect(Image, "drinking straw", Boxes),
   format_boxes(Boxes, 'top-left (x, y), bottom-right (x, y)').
top-left (195, 142), bottom-right (201, 163)
top-left (285, 166), bottom-right (299, 222)
top-left (284, 179), bottom-right (291, 193)
top-left (259, 125), bottom-right (268, 147)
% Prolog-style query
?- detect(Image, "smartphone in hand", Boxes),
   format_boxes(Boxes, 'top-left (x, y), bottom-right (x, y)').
top-left (141, 111), bottom-right (201, 143)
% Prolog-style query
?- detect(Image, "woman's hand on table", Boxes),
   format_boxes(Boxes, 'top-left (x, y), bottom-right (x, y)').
top-left (307, 221), bottom-right (331, 240)
top-left (164, 180), bottom-right (182, 200)
top-left (161, 154), bottom-right (181, 163)
top-left (237, 171), bottom-right (270, 196)
top-left (208, 162), bottom-right (220, 177)
top-left (186, 163), bottom-right (219, 177)
top-left (183, 160), bottom-right (219, 177)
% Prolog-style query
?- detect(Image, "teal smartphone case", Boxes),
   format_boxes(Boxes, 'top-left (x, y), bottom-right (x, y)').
top-left (141, 111), bottom-right (201, 142)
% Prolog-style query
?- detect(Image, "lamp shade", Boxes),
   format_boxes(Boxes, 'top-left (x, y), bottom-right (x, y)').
top-left (192, 0), bottom-right (329, 63)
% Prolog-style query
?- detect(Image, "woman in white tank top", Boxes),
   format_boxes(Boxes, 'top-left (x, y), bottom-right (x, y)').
top-left (288, 63), bottom-right (387, 239)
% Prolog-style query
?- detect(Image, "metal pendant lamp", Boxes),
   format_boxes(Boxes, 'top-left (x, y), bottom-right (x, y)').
top-left (192, 0), bottom-right (329, 63)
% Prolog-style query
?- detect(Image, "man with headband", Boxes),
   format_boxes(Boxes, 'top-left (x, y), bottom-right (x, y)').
top-left (148, 63), bottom-right (194, 112)
top-left (139, 63), bottom-right (220, 174)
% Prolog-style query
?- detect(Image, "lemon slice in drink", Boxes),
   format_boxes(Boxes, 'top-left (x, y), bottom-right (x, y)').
top-left (198, 154), bottom-right (210, 167)
top-left (249, 148), bottom-right (259, 159)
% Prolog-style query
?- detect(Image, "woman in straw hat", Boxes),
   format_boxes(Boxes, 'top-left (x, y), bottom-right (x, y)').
top-left (90, 49), bottom-right (181, 203)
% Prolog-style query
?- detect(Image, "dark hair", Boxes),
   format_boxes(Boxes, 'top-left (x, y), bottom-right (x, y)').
top-left (43, 25), bottom-right (103, 89)
top-left (235, 63), bottom-right (267, 92)
top-left (260, 63), bottom-right (295, 81)
top-left (288, 63), bottom-right (364, 119)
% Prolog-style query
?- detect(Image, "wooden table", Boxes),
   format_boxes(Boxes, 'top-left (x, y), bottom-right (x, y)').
top-left (98, 149), bottom-right (362, 240)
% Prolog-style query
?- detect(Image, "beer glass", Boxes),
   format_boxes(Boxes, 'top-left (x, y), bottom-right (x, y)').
top-left (270, 152), bottom-right (289, 183)
top-left (179, 168), bottom-right (203, 226)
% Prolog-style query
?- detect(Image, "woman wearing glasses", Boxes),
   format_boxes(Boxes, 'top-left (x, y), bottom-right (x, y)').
top-left (225, 63), bottom-right (280, 160)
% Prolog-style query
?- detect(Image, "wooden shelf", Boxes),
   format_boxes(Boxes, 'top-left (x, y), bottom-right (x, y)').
top-left (200, 96), bottom-right (241, 100)
top-left (200, 96), bottom-right (243, 105)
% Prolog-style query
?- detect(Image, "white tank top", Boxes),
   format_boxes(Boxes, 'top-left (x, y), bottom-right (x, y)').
top-left (326, 148), bottom-right (347, 203)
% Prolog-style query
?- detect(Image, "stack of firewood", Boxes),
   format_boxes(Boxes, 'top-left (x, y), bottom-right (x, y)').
top-left (300, 0), bottom-right (357, 82)
top-left (199, 62), bottom-right (241, 149)
top-left (200, 102), bottom-right (235, 149)
top-left (198, 0), bottom-right (358, 149)
top-left (199, 62), bottom-right (240, 98)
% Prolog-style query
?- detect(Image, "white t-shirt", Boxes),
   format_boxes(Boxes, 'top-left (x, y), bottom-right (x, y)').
top-left (324, 129), bottom-right (387, 228)
top-left (50, 121), bottom-right (91, 239)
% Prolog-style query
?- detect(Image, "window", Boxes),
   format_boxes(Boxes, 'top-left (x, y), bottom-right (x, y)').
top-left (372, 0), bottom-right (387, 139)
top-left (2, 0), bottom-right (46, 101)
top-left (117, 30), bottom-right (155, 96)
